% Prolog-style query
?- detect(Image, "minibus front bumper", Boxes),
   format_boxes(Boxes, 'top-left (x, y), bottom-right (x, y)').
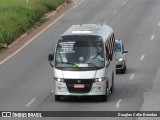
top-left (54, 80), bottom-right (107, 96)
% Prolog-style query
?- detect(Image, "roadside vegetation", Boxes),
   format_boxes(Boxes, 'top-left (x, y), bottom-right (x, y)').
top-left (0, 0), bottom-right (66, 50)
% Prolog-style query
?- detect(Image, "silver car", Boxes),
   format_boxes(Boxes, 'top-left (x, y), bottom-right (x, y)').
top-left (115, 39), bottom-right (128, 74)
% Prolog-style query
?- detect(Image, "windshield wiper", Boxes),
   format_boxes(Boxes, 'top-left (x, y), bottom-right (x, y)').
top-left (87, 62), bottom-right (98, 67)
top-left (56, 62), bottom-right (79, 68)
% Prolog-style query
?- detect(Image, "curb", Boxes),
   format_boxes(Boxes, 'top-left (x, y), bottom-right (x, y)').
top-left (0, 0), bottom-right (74, 63)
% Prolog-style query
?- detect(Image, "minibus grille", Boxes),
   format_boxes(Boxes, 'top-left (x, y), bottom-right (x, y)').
top-left (65, 79), bottom-right (94, 93)
top-left (116, 65), bottom-right (122, 68)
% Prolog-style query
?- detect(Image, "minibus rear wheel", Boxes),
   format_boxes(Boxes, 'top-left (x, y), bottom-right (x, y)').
top-left (110, 72), bottom-right (114, 94)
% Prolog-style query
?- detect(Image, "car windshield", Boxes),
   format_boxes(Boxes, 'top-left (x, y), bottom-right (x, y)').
top-left (115, 42), bottom-right (121, 52)
top-left (55, 35), bottom-right (105, 71)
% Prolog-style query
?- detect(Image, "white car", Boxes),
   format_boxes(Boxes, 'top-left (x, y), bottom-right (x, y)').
top-left (115, 39), bottom-right (128, 74)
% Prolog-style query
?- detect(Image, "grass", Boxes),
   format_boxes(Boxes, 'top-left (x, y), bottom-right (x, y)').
top-left (0, 0), bottom-right (65, 49)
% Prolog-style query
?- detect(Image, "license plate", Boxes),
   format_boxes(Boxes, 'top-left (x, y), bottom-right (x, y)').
top-left (74, 84), bottom-right (84, 88)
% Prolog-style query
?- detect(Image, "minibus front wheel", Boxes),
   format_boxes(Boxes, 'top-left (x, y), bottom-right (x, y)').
top-left (101, 82), bottom-right (108, 101)
top-left (55, 95), bottom-right (61, 101)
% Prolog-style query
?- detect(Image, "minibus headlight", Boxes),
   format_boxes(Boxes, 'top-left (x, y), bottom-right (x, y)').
top-left (54, 77), bottom-right (64, 82)
top-left (95, 77), bottom-right (106, 82)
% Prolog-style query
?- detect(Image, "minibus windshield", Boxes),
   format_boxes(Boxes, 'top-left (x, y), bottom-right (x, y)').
top-left (55, 35), bottom-right (105, 71)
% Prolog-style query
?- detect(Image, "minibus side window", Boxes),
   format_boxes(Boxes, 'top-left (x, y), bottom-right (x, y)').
top-left (106, 33), bottom-right (115, 61)
top-left (105, 45), bottom-right (109, 60)
top-left (106, 39), bottom-right (111, 61)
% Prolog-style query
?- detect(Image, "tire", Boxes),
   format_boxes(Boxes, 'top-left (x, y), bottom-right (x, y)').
top-left (110, 72), bottom-right (114, 94)
top-left (101, 81), bottom-right (108, 101)
top-left (125, 64), bottom-right (127, 71)
top-left (55, 95), bottom-right (61, 101)
top-left (121, 65), bottom-right (126, 74)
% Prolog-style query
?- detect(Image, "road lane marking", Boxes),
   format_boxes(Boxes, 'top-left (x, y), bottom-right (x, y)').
top-left (113, 11), bottom-right (117, 15)
top-left (64, 5), bottom-right (78, 15)
top-left (130, 74), bottom-right (135, 80)
top-left (26, 98), bottom-right (36, 107)
top-left (0, 2), bottom-right (81, 66)
top-left (122, 2), bottom-right (127, 5)
top-left (116, 99), bottom-right (122, 108)
top-left (158, 22), bottom-right (160, 26)
top-left (151, 35), bottom-right (155, 41)
top-left (0, 3), bottom-right (77, 66)
top-left (78, 0), bottom-right (84, 4)
top-left (122, 0), bottom-right (128, 6)
top-left (140, 55), bottom-right (145, 61)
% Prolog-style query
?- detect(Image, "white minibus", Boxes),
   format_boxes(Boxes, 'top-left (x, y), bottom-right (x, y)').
top-left (48, 24), bottom-right (116, 101)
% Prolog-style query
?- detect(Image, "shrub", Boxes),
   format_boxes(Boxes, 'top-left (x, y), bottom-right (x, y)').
top-left (0, 0), bottom-right (65, 46)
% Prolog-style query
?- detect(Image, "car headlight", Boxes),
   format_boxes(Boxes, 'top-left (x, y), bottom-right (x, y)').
top-left (54, 77), bottom-right (64, 82)
top-left (117, 57), bottom-right (123, 62)
top-left (95, 77), bottom-right (106, 82)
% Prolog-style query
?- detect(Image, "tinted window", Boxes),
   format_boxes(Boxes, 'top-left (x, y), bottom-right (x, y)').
top-left (115, 42), bottom-right (121, 52)
top-left (55, 35), bottom-right (105, 71)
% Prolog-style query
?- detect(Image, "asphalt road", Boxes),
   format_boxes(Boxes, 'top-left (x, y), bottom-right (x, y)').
top-left (0, 0), bottom-right (160, 120)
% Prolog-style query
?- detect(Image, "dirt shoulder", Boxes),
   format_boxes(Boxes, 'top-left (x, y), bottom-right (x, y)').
top-left (0, 1), bottom-right (73, 62)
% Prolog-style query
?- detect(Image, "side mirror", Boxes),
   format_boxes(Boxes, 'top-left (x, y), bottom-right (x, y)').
top-left (123, 50), bottom-right (128, 53)
top-left (48, 54), bottom-right (54, 68)
top-left (48, 54), bottom-right (54, 62)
